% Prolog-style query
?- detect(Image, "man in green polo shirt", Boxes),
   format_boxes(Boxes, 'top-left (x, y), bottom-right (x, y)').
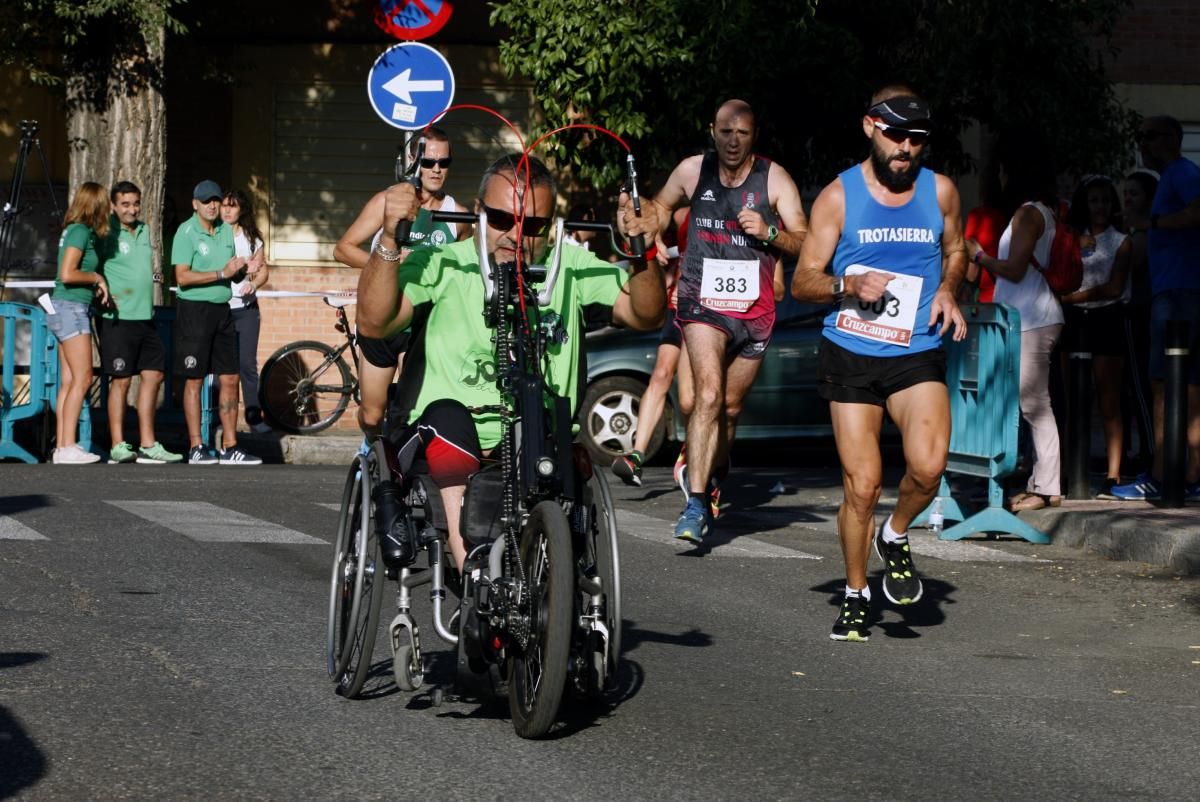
top-left (99, 180), bottom-right (182, 464)
top-left (171, 179), bottom-right (262, 465)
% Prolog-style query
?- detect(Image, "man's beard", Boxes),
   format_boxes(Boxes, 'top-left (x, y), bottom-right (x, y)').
top-left (870, 144), bottom-right (921, 193)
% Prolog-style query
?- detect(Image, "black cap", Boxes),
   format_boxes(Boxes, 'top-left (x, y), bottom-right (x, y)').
top-left (867, 95), bottom-right (931, 129)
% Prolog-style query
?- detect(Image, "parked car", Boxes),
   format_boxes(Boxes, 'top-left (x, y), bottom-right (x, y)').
top-left (578, 296), bottom-right (833, 464)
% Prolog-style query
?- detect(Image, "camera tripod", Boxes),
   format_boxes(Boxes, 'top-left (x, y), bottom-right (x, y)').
top-left (0, 120), bottom-right (62, 299)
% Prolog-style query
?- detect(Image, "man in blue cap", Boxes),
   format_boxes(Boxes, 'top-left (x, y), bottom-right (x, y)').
top-left (172, 179), bottom-right (263, 465)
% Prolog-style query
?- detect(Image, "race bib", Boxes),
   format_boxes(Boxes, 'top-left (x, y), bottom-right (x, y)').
top-left (834, 264), bottom-right (923, 347)
top-left (700, 258), bottom-right (759, 313)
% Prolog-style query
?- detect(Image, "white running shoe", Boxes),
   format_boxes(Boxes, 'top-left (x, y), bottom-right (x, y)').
top-left (54, 444), bottom-right (100, 464)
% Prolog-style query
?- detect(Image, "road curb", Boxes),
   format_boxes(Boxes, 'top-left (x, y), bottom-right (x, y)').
top-left (1021, 502), bottom-right (1200, 574)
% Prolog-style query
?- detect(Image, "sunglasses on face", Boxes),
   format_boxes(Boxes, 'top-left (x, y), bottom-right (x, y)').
top-left (419, 157), bottom-right (452, 169)
top-left (482, 204), bottom-right (552, 237)
top-left (872, 119), bottom-right (930, 146)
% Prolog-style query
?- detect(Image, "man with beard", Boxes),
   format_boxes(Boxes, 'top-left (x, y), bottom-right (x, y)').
top-left (791, 85), bottom-right (966, 642)
top-left (639, 98), bottom-right (808, 543)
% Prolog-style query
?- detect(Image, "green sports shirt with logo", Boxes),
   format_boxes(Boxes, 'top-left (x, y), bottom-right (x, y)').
top-left (53, 223), bottom-right (101, 305)
top-left (171, 213), bottom-right (236, 304)
top-left (100, 216), bottom-right (155, 320)
top-left (396, 239), bottom-right (626, 450)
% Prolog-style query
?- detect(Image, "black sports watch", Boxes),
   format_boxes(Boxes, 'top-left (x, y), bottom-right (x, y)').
top-left (831, 276), bottom-right (846, 302)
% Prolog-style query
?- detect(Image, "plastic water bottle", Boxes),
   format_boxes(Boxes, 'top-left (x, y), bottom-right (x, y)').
top-left (929, 497), bottom-right (944, 535)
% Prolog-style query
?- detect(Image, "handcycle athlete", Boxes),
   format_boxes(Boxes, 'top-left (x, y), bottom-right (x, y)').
top-left (329, 147), bottom-right (663, 738)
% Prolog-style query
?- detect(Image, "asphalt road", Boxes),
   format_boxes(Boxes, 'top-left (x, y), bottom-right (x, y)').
top-left (2, 463), bottom-right (1199, 801)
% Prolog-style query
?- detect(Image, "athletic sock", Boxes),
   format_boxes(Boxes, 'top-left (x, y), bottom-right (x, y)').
top-left (846, 584), bottom-right (872, 601)
top-left (881, 516), bottom-right (907, 544)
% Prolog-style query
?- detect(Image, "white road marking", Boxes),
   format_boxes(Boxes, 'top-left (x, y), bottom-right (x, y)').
top-left (106, 501), bottom-right (325, 544)
top-left (617, 509), bottom-right (822, 560)
top-left (905, 531), bottom-right (1048, 563)
top-left (316, 503), bottom-right (342, 511)
top-left (0, 516), bottom-right (49, 540)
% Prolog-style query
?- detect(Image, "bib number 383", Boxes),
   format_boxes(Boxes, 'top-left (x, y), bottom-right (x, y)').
top-left (834, 264), bottom-right (923, 347)
top-left (700, 258), bottom-right (759, 313)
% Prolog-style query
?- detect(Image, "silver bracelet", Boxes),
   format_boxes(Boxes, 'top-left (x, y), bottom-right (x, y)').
top-left (374, 241), bottom-right (403, 262)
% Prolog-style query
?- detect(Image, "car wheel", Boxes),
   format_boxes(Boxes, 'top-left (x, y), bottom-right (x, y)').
top-left (579, 376), bottom-right (666, 464)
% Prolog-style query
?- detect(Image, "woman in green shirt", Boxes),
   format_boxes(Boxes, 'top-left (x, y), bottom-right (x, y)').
top-left (47, 181), bottom-right (111, 464)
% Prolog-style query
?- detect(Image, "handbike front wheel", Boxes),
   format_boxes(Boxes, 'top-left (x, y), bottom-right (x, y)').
top-left (326, 453), bottom-right (385, 698)
top-left (509, 501), bottom-right (573, 739)
top-left (259, 340), bottom-right (354, 434)
top-left (586, 467), bottom-right (622, 696)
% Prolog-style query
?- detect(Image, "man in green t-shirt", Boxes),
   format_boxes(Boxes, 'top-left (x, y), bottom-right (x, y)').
top-left (333, 126), bottom-right (472, 448)
top-left (357, 153), bottom-right (663, 572)
top-left (98, 180), bottom-right (182, 464)
top-left (171, 179), bottom-right (262, 465)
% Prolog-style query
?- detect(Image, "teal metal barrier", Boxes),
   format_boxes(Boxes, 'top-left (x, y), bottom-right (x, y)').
top-left (913, 303), bottom-right (1048, 544)
top-left (0, 301), bottom-right (91, 462)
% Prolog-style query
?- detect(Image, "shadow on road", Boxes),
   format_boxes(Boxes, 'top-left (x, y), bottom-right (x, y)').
top-left (0, 652), bottom-right (49, 799)
top-left (0, 495), bottom-right (55, 516)
top-left (810, 576), bottom-right (957, 640)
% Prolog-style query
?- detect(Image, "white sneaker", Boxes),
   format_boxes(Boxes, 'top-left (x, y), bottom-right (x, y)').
top-left (54, 444), bottom-right (100, 464)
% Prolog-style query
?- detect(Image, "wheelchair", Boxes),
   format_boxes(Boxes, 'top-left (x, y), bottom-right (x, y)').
top-left (326, 204), bottom-right (634, 739)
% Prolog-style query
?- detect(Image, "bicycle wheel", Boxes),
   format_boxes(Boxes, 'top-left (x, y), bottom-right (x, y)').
top-left (259, 340), bottom-right (354, 434)
top-left (327, 453), bottom-right (385, 698)
top-left (585, 468), bottom-right (622, 697)
top-left (509, 501), bottom-right (573, 739)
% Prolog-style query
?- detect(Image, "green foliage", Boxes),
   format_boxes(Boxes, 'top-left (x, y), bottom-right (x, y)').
top-left (1, 1), bottom-right (188, 97)
top-left (491, 0), bottom-right (1136, 191)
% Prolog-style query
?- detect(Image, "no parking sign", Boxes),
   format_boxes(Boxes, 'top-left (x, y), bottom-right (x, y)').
top-left (375, 0), bottom-right (454, 41)
top-left (367, 42), bottom-right (455, 131)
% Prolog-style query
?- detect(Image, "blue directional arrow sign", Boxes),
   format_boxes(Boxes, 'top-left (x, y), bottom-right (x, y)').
top-left (367, 42), bottom-right (455, 130)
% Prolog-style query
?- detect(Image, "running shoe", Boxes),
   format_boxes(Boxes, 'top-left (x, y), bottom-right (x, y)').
top-left (109, 442), bottom-right (137, 464)
top-left (1096, 477), bottom-right (1120, 500)
top-left (188, 445), bottom-right (219, 465)
top-left (358, 439), bottom-right (371, 457)
top-left (1110, 472), bottom-right (1161, 501)
top-left (53, 444), bottom-right (100, 465)
top-left (217, 445), bottom-right (262, 465)
top-left (611, 451), bottom-right (644, 487)
top-left (673, 496), bottom-right (709, 544)
top-left (874, 525), bottom-right (924, 605)
top-left (137, 442), bottom-right (183, 464)
top-left (829, 592), bottom-right (871, 642)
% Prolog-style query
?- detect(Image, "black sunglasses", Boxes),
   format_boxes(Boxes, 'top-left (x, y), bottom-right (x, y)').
top-left (482, 204), bottom-right (552, 237)
top-left (419, 157), bottom-right (452, 169)
top-left (872, 119), bottom-right (930, 146)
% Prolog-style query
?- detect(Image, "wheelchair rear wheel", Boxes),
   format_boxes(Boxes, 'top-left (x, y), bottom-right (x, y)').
top-left (326, 453), bottom-right (385, 698)
top-left (509, 501), bottom-right (573, 739)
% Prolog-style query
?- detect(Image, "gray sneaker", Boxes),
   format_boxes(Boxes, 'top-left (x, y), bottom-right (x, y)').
top-left (188, 445), bottom-right (219, 465)
top-left (217, 445), bottom-right (262, 465)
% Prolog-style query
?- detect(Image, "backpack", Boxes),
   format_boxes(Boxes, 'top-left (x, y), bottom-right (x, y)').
top-left (1030, 201), bottom-right (1083, 295)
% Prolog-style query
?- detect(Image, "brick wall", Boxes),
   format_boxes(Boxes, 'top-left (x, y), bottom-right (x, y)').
top-left (1109, 1), bottom-right (1200, 84)
top-left (255, 265), bottom-right (363, 432)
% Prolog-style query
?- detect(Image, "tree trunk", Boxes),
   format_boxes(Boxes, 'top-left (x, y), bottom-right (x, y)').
top-left (66, 26), bottom-right (167, 306)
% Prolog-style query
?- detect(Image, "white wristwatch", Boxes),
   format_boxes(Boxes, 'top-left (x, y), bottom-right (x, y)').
top-left (831, 276), bottom-right (845, 302)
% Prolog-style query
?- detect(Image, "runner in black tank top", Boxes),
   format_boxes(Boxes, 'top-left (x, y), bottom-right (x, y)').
top-left (634, 99), bottom-right (809, 545)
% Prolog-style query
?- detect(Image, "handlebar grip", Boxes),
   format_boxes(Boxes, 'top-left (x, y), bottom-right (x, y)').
top-left (628, 233), bottom-right (645, 259)
top-left (394, 218), bottom-right (413, 246)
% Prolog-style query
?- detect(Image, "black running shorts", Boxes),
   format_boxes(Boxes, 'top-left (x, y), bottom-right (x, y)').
top-left (174, 299), bottom-right (238, 378)
top-left (97, 318), bottom-right (165, 377)
top-left (817, 337), bottom-right (946, 406)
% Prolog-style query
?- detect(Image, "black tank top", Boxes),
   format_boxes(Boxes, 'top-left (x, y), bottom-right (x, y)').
top-left (678, 153), bottom-right (777, 319)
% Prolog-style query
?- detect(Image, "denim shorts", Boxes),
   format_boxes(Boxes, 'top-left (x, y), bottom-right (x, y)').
top-left (1148, 290), bottom-right (1200, 383)
top-left (46, 299), bottom-right (93, 342)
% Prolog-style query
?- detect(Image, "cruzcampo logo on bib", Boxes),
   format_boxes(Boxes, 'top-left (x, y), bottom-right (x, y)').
top-left (835, 264), bottom-right (923, 347)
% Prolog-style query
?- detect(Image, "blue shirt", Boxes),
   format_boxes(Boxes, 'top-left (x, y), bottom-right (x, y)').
top-left (1148, 156), bottom-right (1200, 295)
top-left (823, 165), bottom-right (944, 357)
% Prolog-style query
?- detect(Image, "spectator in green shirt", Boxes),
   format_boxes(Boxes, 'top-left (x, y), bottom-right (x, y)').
top-left (98, 180), bottom-right (182, 464)
top-left (171, 179), bottom-right (262, 465)
top-left (47, 181), bottom-right (111, 465)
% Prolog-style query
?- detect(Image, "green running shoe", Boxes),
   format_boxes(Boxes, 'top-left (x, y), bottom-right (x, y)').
top-left (109, 442), bottom-right (137, 464)
top-left (137, 442), bottom-right (184, 464)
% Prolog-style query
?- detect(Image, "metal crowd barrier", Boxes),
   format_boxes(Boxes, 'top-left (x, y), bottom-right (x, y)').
top-left (913, 303), bottom-right (1049, 544)
top-left (0, 301), bottom-right (91, 462)
top-left (1, 293), bottom-right (217, 462)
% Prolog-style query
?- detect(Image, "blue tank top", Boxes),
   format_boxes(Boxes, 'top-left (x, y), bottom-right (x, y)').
top-left (822, 164), bottom-right (944, 357)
